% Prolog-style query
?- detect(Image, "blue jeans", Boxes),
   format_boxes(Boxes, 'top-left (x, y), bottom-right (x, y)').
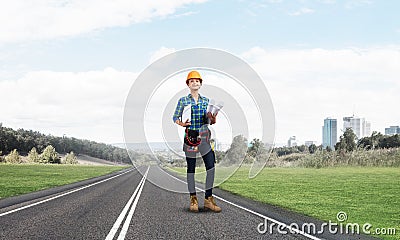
top-left (185, 150), bottom-right (215, 198)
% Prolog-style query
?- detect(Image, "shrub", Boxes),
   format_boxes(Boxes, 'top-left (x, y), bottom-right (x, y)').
top-left (63, 151), bottom-right (78, 164)
top-left (28, 147), bottom-right (40, 163)
top-left (39, 145), bottom-right (60, 164)
top-left (5, 149), bottom-right (22, 163)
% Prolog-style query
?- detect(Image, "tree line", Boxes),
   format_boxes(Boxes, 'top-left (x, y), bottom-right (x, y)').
top-left (214, 129), bottom-right (400, 165)
top-left (0, 124), bottom-right (131, 164)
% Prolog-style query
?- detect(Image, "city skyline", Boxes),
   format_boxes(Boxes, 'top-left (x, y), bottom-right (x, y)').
top-left (0, 1), bottom-right (399, 146)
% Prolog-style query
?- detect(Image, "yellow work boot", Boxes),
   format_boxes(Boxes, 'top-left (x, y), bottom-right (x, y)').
top-left (204, 196), bottom-right (221, 213)
top-left (189, 195), bottom-right (199, 212)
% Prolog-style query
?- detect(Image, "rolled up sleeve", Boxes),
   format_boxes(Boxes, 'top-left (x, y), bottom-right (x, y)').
top-left (173, 98), bottom-right (183, 123)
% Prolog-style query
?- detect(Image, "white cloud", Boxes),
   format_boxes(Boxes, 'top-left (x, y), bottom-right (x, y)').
top-left (289, 7), bottom-right (315, 16)
top-left (345, 0), bottom-right (372, 9)
top-left (0, 68), bottom-right (137, 143)
top-left (149, 47), bottom-right (176, 64)
top-left (0, 0), bottom-right (207, 43)
top-left (241, 46), bottom-right (400, 145)
top-left (170, 11), bottom-right (198, 19)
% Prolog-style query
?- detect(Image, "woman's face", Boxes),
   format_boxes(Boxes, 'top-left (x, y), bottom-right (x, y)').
top-left (187, 78), bottom-right (201, 91)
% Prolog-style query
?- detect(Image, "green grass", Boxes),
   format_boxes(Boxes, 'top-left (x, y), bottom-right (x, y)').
top-left (169, 166), bottom-right (400, 239)
top-left (0, 164), bottom-right (129, 199)
top-left (220, 167), bottom-right (400, 239)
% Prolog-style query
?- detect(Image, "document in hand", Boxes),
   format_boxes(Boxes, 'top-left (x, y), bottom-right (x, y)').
top-left (182, 104), bottom-right (191, 122)
top-left (207, 99), bottom-right (224, 119)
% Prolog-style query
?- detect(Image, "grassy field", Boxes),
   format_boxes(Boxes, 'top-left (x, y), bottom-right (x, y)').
top-left (170, 166), bottom-right (400, 239)
top-left (0, 164), bottom-right (129, 199)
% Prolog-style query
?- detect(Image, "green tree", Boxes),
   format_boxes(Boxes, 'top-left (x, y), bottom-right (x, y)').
top-left (224, 135), bottom-right (248, 165)
top-left (335, 128), bottom-right (357, 152)
top-left (63, 151), bottom-right (78, 164)
top-left (379, 134), bottom-right (400, 149)
top-left (247, 138), bottom-right (267, 157)
top-left (28, 147), bottom-right (40, 163)
top-left (371, 131), bottom-right (384, 149)
top-left (5, 149), bottom-right (22, 163)
top-left (39, 145), bottom-right (60, 164)
top-left (308, 144), bottom-right (317, 154)
top-left (246, 138), bottom-right (269, 164)
top-left (297, 145), bottom-right (307, 153)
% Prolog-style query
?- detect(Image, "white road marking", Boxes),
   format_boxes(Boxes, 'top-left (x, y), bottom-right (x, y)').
top-left (105, 166), bottom-right (149, 240)
top-left (0, 168), bottom-right (135, 217)
top-left (117, 166), bottom-right (149, 240)
top-left (162, 168), bottom-right (322, 240)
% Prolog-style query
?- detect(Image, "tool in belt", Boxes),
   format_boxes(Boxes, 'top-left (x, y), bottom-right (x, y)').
top-left (184, 128), bottom-right (210, 152)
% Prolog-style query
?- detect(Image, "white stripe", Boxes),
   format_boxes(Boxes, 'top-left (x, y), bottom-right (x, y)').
top-left (0, 168), bottom-right (135, 217)
top-left (105, 166), bottom-right (149, 240)
top-left (117, 166), bottom-right (150, 240)
top-left (163, 169), bottom-right (321, 240)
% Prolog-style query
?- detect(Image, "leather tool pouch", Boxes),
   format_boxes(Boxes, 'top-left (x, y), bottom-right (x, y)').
top-left (184, 128), bottom-right (201, 147)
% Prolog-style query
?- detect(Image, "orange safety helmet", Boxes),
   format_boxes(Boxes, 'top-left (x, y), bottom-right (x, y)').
top-left (186, 71), bottom-right (202, 85)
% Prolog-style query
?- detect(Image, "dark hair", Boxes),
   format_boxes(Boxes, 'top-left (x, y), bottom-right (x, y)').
top-left (186, 78), bottom-right (202, 85)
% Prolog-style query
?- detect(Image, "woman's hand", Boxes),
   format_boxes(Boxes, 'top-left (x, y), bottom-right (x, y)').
top-left (176, 119), bottom-right (191, 127)
top-left (207, 112), bottom-right (218, 125)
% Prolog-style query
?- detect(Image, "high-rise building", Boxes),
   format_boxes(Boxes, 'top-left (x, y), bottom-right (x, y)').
top-left (287, 136), bottom-right (297, 147)
top-left (343, 116), bottom-right (371, 139)
top-left (322, 118), bottom-right (337, 149)
top-left (385, 126), bottom-right (400, 136)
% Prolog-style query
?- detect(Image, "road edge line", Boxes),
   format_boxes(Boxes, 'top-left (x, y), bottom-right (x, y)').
top-left (162, 168), bottom-right (321, 240)
top-left (0, 168), bottom-right (135, 217)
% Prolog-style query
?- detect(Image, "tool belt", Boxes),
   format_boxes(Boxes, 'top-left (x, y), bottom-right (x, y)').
top-left (184, 128), bottom-right (211, 152)
top-left (184, 128), bottom-right (201, 147)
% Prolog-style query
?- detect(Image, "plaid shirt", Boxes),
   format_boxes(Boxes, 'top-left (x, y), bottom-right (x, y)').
top-left (173, 94), bottom-right (209, 131)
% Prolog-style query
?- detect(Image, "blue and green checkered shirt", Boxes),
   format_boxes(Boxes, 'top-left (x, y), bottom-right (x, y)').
top-left (173, 94), bottom-right (209, 131)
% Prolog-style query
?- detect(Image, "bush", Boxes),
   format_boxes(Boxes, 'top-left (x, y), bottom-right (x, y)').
top-left (297, 148), bottom-right (400, 168)
top-left (39, 145), bottom-right (60, 164)
top-left (63, 151), bottom-right (78, 164)
top-left (5, 149), bottom-right (22, 163)
top-left (28, 147), bottom-right (40, 163)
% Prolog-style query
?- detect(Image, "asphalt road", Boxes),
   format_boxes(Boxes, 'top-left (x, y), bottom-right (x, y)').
top-left (0, 166), bottom-right (374, 240)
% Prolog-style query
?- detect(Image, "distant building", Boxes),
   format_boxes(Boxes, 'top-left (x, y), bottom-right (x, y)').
top-left (343, 116), bottom-right (371, 139)
top-left (385, 126), bottom-right (400, 136)
top-left (287, 136), bottom-right (297, 147)
top-left (305, 141), bottom-right (316, 147)
top-left (363, 120), bottom-right (371, 137)
top-left (322, 118), bottom-right (337, 149)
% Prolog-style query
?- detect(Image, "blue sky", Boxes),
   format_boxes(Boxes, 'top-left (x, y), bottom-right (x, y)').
top-left (0, 0), bottom-right (399, 145)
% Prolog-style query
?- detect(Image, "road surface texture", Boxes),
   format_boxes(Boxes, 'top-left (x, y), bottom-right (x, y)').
top-left (0, 166), bottom-right (375, 240)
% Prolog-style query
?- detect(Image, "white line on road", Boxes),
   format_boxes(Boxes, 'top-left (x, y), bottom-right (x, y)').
top-left (163, 168), bottom-right (322, 240)
top-left (105, 166), bottom-right (149, 240)
top-left (0, 168), bottom-right (135, 217)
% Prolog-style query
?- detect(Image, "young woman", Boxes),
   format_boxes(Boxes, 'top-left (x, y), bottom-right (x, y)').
top-left (172, 70), bottom-right (221, 213)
